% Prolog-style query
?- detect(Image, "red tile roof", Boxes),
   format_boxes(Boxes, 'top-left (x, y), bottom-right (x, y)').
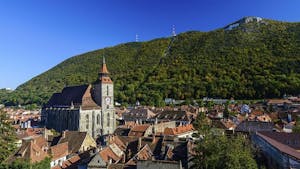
top-left (99, 146), bottom-right (122, 163)
top-left (57, 131), bottom-right (91, 154)
top-left (108, 136), bottom-right (127, 151)
top-left (220, 119), bottom-right (236, 129)
top-left (164, 124), bottom-right (194, 135)
top-left (267, 99), bottom-right (292, 105)
top-left (16, 128), bottom-right (44, 140)
top-left (128, 124), bottom-right (151, 137)
top-left (51, 155), bottom-right (81, 169)
top-left (10, 135), bottom-right (48, 163)
top-left (251, 110), bottom-right (264, 116)
top-left (126, 144), bottom-right (153, 165)
top-left (50, 142), bottom-right (69, 160)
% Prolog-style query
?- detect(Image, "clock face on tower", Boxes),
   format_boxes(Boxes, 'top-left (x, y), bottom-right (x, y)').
top-left (105, 97), bottom-right (111, 105)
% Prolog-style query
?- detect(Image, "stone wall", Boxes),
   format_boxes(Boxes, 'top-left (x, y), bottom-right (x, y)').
top-left (79, 109), bottom-right (102, 138)
top-left (100, 82), bottom-right (115, 135)
top-left (137, 160), bottom-right (182, 169)
top-left (79, 133), bottom-right (97, 152)
top-left (252, 134), bottom-right (300, 169)
top-left (42, 108), bottom-right (80, 132)
top-left (153, 121), bottom-right (176, 134)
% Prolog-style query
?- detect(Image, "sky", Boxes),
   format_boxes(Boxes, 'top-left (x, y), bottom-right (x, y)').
top-left (0, 0), bottom-right (299, 89)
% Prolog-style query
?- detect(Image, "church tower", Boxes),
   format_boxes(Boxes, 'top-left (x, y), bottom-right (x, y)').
top-left (98, 56), bottom-right (115, 135)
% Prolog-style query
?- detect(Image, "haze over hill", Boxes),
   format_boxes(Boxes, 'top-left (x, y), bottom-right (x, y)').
top-left (1, 17), bottom-right (300, 106)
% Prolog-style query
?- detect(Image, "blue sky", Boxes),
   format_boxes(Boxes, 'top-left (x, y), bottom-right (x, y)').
top-left (0, 0), bottom-right (299, 89)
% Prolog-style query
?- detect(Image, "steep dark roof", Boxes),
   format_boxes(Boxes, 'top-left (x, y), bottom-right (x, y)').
top-left (258, 131), bottom-right (300, 150)
top-left (128, 124), bottom-right (151, 137)
top-left (235, 121), bottom-right (274, 133)
top-left (46, 85), bottom-right (89, 107)
top-left (155, 110), bottom-right (190, 121)
top-left (123, 108), bottom-right (155, 121)
top-left (257, 132), bottom-right (300, 160)
top-left (88, 153), bottom-right (107, 168)
top-left (114, 128), bottom-right (131, 136)
top-left (57, 131), bottom-right (87, 154)
top-left (137, 160), bottom-right (182, 169)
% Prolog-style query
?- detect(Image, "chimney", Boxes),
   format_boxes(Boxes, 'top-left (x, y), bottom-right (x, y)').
top-left (62, 131), bottom-right (66, 138)
top-left (28, 120), bottom-right (31, 128)
top-left (31, 138), bottom-right (36, 144)
top-left (152, 135), bottom-right (156, 144)
top-left (136, 119), bottom-right (139, 125)
top-left (122, 153), bottom-right (126, 163)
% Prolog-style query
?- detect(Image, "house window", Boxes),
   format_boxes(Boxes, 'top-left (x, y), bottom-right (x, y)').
top-left (86, 114), bottom-right (89, 129)
top-left (107, 113), bottom-right (110, 127)
top-left (97, 114), bottom-right (100, 125)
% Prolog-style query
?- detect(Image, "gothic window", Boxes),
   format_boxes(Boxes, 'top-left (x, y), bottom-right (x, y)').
top-left (107, 86), bottom-right (109, 96)
top-left (107, 113), bottom-right (110, 127)
top-left (86, 114), bottom-right (89, 129)
top-left (97, 114), bottom-right (100, 125)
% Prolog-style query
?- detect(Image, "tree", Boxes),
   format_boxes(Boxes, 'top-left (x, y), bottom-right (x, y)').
top-left (193, 133), bottom-right (258, 169)
top-left (193, 111), bottom-right (258, 169)
top-left (206, 101), bottom-right (215, 110)
top-left (31, 157), bottom-right (51, 169)
top-left (223, 101), bottom-right (230, 119)
top-left (0, 109), bottom-right (17, 163)
top-left (293, 116), bottom-right (300, 133)
top-left (0, 157), bottom-right (51, 169)
top-left (193, 111), bottom-right (211, 136)
top-left (223, 135), bottom-right (258, 169)
top-left (0, 109), bottom-right (50, 169)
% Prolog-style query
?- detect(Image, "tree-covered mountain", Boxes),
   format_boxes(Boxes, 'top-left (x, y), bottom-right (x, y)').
top-left (1, 17), bottom-right (300, 106)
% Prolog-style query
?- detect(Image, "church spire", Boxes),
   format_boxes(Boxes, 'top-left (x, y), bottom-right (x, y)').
top-left (99, 56), bottom-right (112, 83)
top-left (100, 56), bottom-right (109, 74)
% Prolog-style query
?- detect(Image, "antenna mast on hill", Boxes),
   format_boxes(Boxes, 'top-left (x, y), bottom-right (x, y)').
top-left (172, 25), bottom-right (176, 37)
top-left (135, 34), bottom-right (139, 42)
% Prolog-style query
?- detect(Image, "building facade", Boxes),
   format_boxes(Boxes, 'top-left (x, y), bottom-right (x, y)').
top-left (42, 57), bottom-right (116, 138)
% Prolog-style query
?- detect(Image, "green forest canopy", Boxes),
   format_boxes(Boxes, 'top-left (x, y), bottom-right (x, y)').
top-left (1, 18), bottom-right (300, 106)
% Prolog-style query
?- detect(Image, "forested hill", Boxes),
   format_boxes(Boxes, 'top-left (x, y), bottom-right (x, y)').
top-left (2, 17), bottom-right (300, 106)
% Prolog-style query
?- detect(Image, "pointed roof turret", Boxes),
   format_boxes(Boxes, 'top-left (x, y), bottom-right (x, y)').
top-left (100, 56), bottom-right (109, 74)
top-left (99, 56), bottom-right (112, 84)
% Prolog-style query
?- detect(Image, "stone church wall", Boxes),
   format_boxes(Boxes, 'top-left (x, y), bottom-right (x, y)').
top-left (42, 108), bottom-right (80, 132)
top-left (79, 109), bottom-right (102, 138)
